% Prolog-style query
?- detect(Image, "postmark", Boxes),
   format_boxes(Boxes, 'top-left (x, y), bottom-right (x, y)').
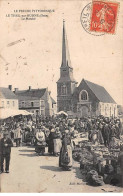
top-left (80, 2), bottom-right (104, 36)
top-left (90, 1), bottom-right (119, 34)
top-left (80, 1), bottom-right (119, 35)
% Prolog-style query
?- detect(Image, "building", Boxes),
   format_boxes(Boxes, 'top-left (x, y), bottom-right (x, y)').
top-left (117, 105), bottom-right (123, 116)
top-left (14, 86), bottom-right (56, 116)
top-left (72, 79), bottom-right (117, 117)
top-left (57, 20), bottom-right (78, 112)
top-left (0, 85), bottom-right (18, 109)
top-left (57, 21), bottom-right (118, 117)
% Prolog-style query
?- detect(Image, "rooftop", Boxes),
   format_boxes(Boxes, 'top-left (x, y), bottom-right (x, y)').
top-left (83, 79), bottom-right (116, 103)
top-left (15, 88), bottom-right (47, 98)
top-left (0, 87), bottom-right (18, 100)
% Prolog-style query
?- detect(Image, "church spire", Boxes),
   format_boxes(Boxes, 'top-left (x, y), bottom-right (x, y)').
top-left (61, 20), bottom-right (72, 68)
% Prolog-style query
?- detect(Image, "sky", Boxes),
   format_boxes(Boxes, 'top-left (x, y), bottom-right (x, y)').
top-left (0, 0), bottom-right (123, 105)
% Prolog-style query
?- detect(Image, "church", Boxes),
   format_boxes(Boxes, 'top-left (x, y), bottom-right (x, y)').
top-left (57, 21), bottom-right (118, 118)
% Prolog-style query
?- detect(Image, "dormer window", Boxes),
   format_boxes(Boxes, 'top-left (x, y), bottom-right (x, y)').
top-left (79, 90), bottom-right (88, 101)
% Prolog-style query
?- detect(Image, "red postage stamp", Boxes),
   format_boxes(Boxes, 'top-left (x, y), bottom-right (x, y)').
top-left (90, 1), bottom-right (119, 34)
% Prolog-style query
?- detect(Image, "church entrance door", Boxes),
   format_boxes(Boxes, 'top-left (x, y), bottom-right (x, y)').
top-left (80, 105), bottom-right (89, 117)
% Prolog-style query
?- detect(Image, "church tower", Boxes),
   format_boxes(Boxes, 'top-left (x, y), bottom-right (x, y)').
top-left (57, 20), bottom-right (77, 112)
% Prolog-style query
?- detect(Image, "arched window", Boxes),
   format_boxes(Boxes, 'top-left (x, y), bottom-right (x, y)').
top-left (79, 90), bottom-right (88, 101)
top-left (114, 107), bottom-right (116, 117)
top-left (102, 103), bottom-right (104, 111)
top-left (61, 84), bottom-right (67, 95)
top-left (110, 107), bottom-right (111, 117)
top-left (105, 106), bottom-right (107, 115)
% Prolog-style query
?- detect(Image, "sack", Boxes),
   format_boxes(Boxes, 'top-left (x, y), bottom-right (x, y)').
top-left (41, 141), bottom-right (46, 147)
top-left (45, 146), bottom-right (48, 153)
top-left (63, 151), bottom-right (70, 164)
top-left (37, 141), bottom-right (46, 147)
top-left (87, 170), bottom-right (104, 186)
top-left (91, 175), bottom-right (104, 186)
top-left (105, 164), bottom-right (114, 174)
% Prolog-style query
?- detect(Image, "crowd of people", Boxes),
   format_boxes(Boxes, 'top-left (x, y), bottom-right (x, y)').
top-left (0, 114), bottom-right (123, 173)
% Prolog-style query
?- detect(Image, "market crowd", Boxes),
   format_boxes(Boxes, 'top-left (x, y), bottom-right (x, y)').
top-left (0, 114), bottom-right (123, 176)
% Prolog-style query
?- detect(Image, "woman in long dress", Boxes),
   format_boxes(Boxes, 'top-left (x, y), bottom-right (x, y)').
top-left (14, 123), bottom-right (22, 147)
top-left (48, 128), bottom-right (55, 155)
top-left (53, 127), bottom-right (62, 156)
top-left (59, 130), bottom-right (72, 171)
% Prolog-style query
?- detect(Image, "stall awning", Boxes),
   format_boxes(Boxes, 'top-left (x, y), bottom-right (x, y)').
top-left (0, 108), bottom-right (33, 119)
top-left (56, 111), bottom-right (68, 116)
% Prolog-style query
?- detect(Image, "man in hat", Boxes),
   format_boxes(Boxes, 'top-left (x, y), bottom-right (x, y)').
top-left (0, 131), bottom-right (13, 174)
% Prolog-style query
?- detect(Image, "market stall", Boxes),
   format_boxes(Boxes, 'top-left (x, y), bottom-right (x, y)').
top-left (72, 137), bottom-right (123, 187)
top-left (0, 108), bottom-right (33, 119)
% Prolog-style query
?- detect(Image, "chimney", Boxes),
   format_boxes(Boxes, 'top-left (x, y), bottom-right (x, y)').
top-left (14, 88), bottom-right (19, 92)
top-left (29, 86), bottom-right (31, 91)
top-left (8, 85), bottom-right (12, 91)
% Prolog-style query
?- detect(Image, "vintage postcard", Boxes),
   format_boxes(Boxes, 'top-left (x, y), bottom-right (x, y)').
top-left (0, 0), bottom-right (123, 193)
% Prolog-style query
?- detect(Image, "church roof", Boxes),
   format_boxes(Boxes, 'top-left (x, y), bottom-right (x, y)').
top-left (0, 87), bottom-right (18, 99)
top-left (84, 79), bottom-right (116, 103)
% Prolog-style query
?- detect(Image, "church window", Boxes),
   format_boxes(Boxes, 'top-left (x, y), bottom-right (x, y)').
top-left (110, 107), bottom-right (111, 116)
top-left (105, 106), bottom-right (107, 115)
top-left (102, 103), bottom-right (104, 111)
top-left (61, 84), bottom-right (67, 95)
top-left (80, 90), bottom-right (88, 101)
top-left (114, 107), bottom-right (116, 117)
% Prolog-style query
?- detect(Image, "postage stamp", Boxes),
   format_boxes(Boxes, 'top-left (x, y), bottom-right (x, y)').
top-left (90, 1), bottom-right (119, 34)
top-left (80, 2), bottom-right (104, 36)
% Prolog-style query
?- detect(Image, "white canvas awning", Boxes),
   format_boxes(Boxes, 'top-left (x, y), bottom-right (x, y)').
top-left (0, 108), bottom-right (33, 119)
top-left (56, 111), bottom-right (68, 116)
